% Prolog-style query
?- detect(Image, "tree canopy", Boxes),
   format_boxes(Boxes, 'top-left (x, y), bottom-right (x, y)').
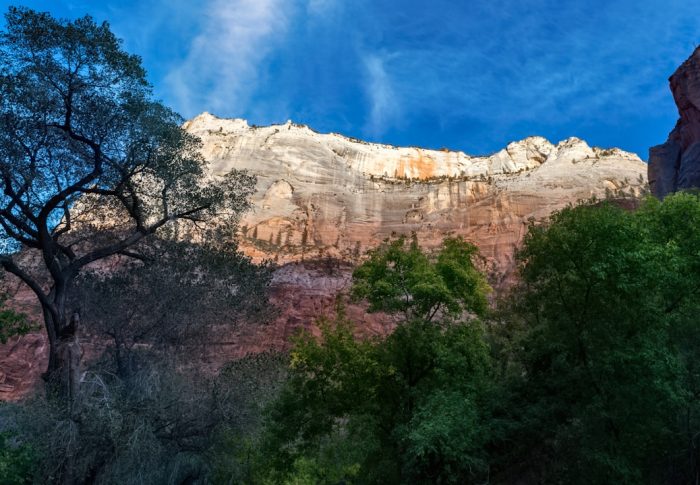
top-left (0, 7), bottom-right (255, 392)
top-left (494, 194), bottom-right (700, 483)
top-left (241, 195), bottom-right (700, 484)
top-left (351, 235), bottom-right (490, 322)
top-left (5, 6), bottom-right (700, 484)
top-left (253, 237), bottom-right (495, 484)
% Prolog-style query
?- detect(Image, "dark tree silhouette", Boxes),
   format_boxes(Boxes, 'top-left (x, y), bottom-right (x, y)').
top-left (0, 7), bottom-right (255, 396)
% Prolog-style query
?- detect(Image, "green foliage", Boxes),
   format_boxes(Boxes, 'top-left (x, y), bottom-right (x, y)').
top-left (0, 431), bottom-right (35, 485)
top-left (258, 298), bottom-right (495, 484)
top-left (0, 6), bottom-right (256, 396)
top-left (0, 294), bottom-right (31, 344)
top-left (260, 236), bottom-right (495, 482)
top-left (14, 193), bottom-right (700, 483)
top-left (351, 235), bottom-right (490, 321)
top-left (495, 194), bottom-right (700, 483)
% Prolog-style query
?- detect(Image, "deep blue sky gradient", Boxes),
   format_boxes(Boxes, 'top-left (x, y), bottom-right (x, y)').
top-left (3, 0), bottom-right (700, 159)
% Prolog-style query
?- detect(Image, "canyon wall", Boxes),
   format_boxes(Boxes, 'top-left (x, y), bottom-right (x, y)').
top-left (0, 114), bottom-right (647, 400)
top-left (186, 113), bottom-right (646, 285)
top-left (649, 46), bottom-right (700, 198)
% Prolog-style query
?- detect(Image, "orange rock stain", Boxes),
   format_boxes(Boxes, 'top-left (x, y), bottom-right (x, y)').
top-left (396, 150), bottom-right (436, 179)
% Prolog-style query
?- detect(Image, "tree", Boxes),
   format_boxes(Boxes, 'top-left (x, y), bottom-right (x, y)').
top-left (258, 238), bottom-right (495, 483)
top-left (261, 307), bottom-right (495, 484)
top-left (351, 235), bottom-right (490, 322)
top-left (496, 197), bottom-right (700, 483)
top-left (3, 233), bottom-right (270, 483)
top-left (69, 238), bottom-right (273, 378)
top-left (636, 193), bottom-right (700, 484)
top-left (0, 7), bottom-right (255, 395)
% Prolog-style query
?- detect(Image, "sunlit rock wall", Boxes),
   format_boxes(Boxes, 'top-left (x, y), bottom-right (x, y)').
top-left (186, 112), bottom-right (647, 286)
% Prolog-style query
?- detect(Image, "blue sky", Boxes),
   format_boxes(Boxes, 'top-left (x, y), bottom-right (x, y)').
top-left (3, 0), bottom-right (700, 159)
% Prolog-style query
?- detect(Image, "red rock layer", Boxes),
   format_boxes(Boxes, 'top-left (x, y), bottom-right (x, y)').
top-left (649, 47), bottom-right (700, 197)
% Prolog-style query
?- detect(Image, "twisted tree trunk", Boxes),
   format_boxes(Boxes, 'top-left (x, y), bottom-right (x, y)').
top-left (41, 285), bottom-right (83, 403)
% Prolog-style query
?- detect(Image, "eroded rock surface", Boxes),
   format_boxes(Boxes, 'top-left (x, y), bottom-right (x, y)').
top-left (186, 113), bottom-right (647, 286)
top-left (649, 47), bottom-right (700, 198)
top-left (0, 114), bottom-right (647, 400)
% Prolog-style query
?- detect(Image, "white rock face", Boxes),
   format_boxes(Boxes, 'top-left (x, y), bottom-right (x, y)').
top-left (0, 114), bottom-right (652, 400)
top-left (184, 112), bottom-right (648, 285)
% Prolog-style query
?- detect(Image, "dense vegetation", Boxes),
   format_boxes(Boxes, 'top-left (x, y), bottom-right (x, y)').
top-left (2, 6), bottom-right (700, 485)
top-left (7, 194), bottom-right (700, 484)
top-left (0, 6), bottom-right (255, 399)
top-left (204, 196), bottom-right (700, 484)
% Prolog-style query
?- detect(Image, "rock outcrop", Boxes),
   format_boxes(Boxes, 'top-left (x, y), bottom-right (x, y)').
top-left (0, 113), bottom-right (647, 400)
top-left (185, 113), bottom-right (647, 285)
top-left (649, 47), bottom-right (700, 198)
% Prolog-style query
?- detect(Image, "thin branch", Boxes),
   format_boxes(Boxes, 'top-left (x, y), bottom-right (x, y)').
top-left (0, 255), bottom-right (51, 309)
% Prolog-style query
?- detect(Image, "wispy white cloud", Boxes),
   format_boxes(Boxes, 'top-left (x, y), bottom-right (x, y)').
top-left (58, 0), bottom-right (700, 157)
top-left (347, 0), bottom-right (700, 154)
top-left (163, 0), bottom-right (290, 118)
top-left (362, 53), bottom-right (401, 138)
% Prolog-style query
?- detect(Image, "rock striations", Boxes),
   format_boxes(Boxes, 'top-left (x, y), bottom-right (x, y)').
top-left (649, 46), bottom-right (700, 198)
top-left (185, 112), bottom-right (646, 285)
top-left (0, 113), bottom-right (647, 400)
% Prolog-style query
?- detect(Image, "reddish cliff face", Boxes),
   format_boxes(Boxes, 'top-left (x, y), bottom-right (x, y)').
top-left (0, 261), bottom-right (394, 401)
top-left (186, 114), bottom-right (646, 288)
top-left (649, 47), bottom-right (700, 198)
top-left (0, 116), bottom-right (647, 400)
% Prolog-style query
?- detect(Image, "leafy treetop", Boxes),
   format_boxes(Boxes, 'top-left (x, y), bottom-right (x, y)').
top-left (0, 6), bottom-right (255, 390)
top-left (351, 235), bottom-right (490, 322)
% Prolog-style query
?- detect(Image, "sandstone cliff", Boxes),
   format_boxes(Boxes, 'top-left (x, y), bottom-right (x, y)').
top-left (185, 112), bottom-right (647, 285)
top-left (0, 114), bottom-right (647, 400)
top-left (649, 47), bottom-right (700, 198)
